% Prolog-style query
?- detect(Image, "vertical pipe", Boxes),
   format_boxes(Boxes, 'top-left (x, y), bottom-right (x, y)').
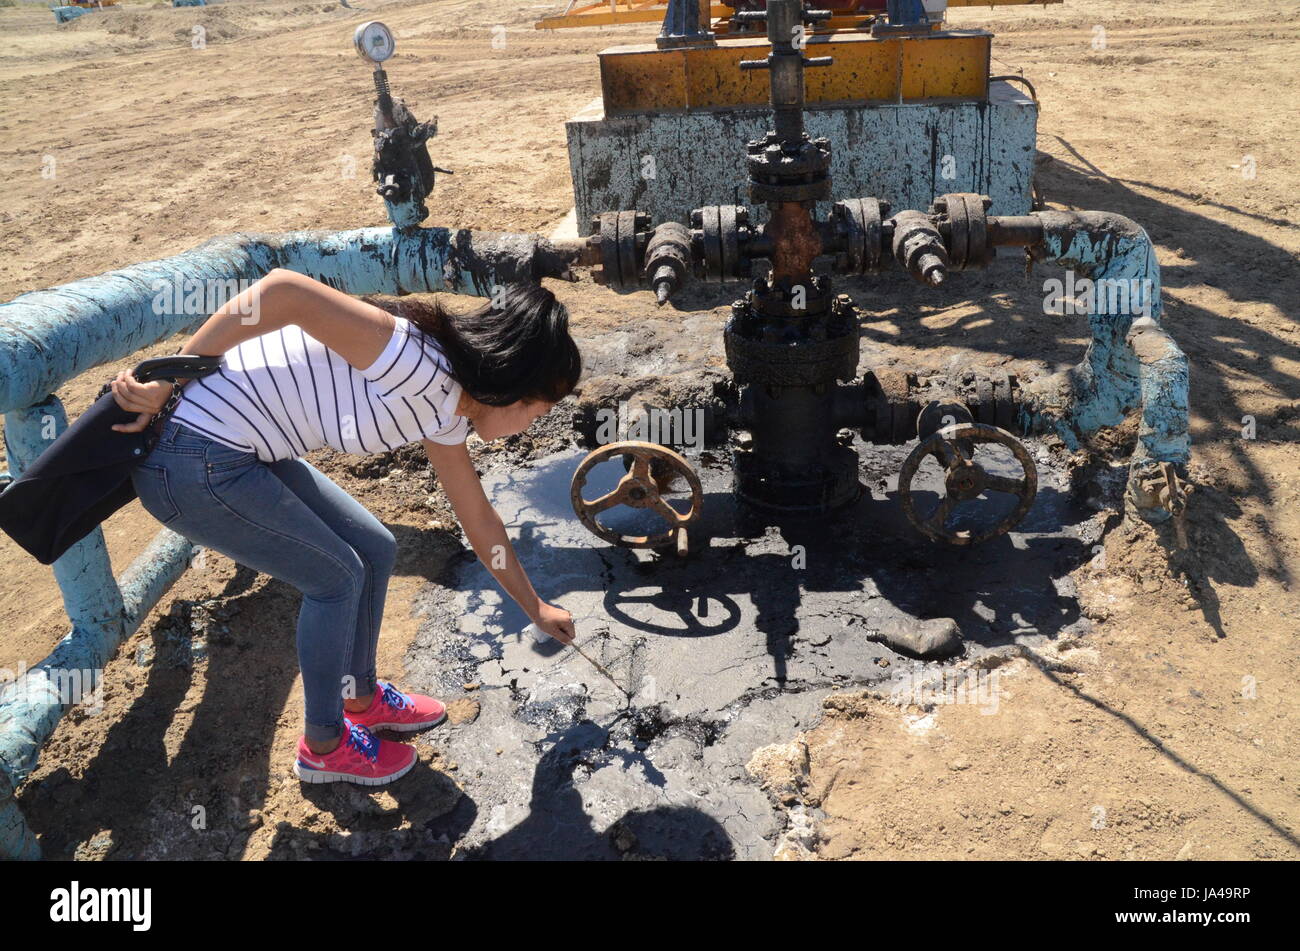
top-left (1020, 210), bottom-right (1190, 521)
top-left (4, 398), bottom-right (127, 664)
top-left (0, 396), bottom-right (126, 860)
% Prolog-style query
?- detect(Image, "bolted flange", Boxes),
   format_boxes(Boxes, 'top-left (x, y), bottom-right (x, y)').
top-left (590, 210), bottom-right (651, 289)
top-left (931, 192), bottom-right (994, 271)
top-left (690, 205), bottom-right (751, 283)
top-left (831, 197), bottom-right (889, 274)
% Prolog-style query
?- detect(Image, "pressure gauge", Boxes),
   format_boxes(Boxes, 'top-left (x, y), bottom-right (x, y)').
top-left (354, 21), bottom-right (395, 64)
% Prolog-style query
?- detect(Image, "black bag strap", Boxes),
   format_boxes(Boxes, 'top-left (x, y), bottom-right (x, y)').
top-left (91, 354), bottom-right (226, 437)
top-left (95, 354), bottom-right (223, 401)
top-left (132, 354), bottom-right (224, 383)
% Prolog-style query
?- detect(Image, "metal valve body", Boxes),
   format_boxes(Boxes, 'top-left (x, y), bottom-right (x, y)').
top-left (584, 0), bottom-right (1191, 530)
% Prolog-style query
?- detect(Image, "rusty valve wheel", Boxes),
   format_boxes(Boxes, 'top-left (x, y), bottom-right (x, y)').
top-left (570, 441), bottom-right (703, 556)
top-left (898, 423), bottom-right (1038, 546)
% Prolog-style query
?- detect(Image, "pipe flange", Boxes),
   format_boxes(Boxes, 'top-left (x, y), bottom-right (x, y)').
top-left (746, 135), bottom-right (832, 203)
top-left (591, 210), bottom-right (650, 289)
top-left (691, 205), bottom-right (750, 283)
top-left (697, 205), bottom-right (723, 282)
top-left (831, 197), bottom-right (888, 274)
top-left (992, 370), bottom-right (1017, 431)
top-left (720, 204), bottom-right (742, 284)
top-left (886, 368), bottom-right (920, 444)
top-left (747, 276), bottom-right (834, 320)
top-left (724, 305), bottom-right (858, 386)
top-left (861, 370), bottom-right (892, 444)
top-left (932, 193), bottom-right (992, 271)
top-left (745, 134), bottom-right (832, 178)
top-left (960, 370), bottom-right (1022, 431)
top-left (861, 367), bottom-right (918, 445)
top-left (724, 334), bottom-right (858, 386)
top-left (620, 210), bottom-right (647, 288)
top-left (973, 374), bottom-right (995, 425)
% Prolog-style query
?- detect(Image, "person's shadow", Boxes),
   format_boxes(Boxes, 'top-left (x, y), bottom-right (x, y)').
top-left (444, 717), bottom-right (735, 861)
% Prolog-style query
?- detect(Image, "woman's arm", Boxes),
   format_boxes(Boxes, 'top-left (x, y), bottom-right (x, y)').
top-left (185, 267), bottom-right (396, 367)
top-left (423, 438), bottom-right (576, 644)
top-left (112, 269), bottom-right (397, 432)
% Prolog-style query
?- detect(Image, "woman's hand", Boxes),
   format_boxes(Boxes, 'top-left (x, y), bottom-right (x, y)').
top-left (424, 439), bottom-right (579, 647)
top-left (109, 371), bottom-right (173, 433)
top-left (532, 601), bottom-right (576, 645)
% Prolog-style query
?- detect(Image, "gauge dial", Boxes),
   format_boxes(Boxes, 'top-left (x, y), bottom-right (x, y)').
top-left (354, 21), bottom-right (395, 64)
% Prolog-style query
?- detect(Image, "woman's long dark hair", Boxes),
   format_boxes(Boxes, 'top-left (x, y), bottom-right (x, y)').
top-left (362, 284), bottom-right (581, 407)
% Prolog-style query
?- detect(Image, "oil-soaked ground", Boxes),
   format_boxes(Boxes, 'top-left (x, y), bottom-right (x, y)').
top-left (402, 437), bottom-right (1103, 860)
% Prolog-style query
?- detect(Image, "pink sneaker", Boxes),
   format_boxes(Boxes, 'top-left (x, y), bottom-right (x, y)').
top-left (347, 682), bottom-right (447, 733)
top-left (293, 718), bottom-right (416, 786)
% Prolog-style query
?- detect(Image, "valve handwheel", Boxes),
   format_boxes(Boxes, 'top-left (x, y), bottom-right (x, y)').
top-left (898, 423), bottom-right (1038, 546)
top-left (570, 441), bottom-right (703, 555)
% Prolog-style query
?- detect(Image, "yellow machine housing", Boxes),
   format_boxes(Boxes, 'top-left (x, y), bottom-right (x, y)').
top-left (537, 1), bottom-right (1057, 111)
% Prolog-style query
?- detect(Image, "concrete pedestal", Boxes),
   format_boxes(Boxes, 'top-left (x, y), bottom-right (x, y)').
top-left (566, 80), bottom-right (1037, 235)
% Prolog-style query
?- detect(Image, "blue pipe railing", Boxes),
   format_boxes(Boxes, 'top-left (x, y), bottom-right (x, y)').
top-left (1021, 210), bottom-right (1191, 522)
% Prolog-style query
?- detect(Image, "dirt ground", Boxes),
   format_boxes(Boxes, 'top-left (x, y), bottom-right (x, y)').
top-left (0, 0), bottom-right (1297, 860)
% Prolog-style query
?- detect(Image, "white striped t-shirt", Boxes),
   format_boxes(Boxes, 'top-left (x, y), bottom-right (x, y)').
top-left (170, 315), bottom-right (469, 462)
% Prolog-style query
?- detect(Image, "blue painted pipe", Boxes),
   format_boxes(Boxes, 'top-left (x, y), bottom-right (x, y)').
top-left (0, 398), bottom-right (193, 858)
top-left (0, 523), bottom-right (194, 860)
top-left (0, 779), bottom-right (39, 860)
top-left (0, 225), bottom-right (575, 416)
top-left (1021, 210), bottom-right (1190, 522)
top-left (0, 397), bottom-right (125, 859)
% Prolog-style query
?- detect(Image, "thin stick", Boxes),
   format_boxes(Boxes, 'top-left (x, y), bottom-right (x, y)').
top-left (569, 640), bottom-right (630, 700)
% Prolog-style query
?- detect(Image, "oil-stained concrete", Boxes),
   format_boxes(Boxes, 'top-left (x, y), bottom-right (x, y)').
top-left (567, 81), bottom-right (1038, 235)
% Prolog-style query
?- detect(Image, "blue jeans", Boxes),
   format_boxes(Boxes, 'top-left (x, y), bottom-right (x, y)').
top-left (132, 420), bottom-right (397, 743)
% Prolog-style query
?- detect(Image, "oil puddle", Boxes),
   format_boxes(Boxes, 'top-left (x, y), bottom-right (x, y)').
top-left (402, 438), bottom-right (1102, 859)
